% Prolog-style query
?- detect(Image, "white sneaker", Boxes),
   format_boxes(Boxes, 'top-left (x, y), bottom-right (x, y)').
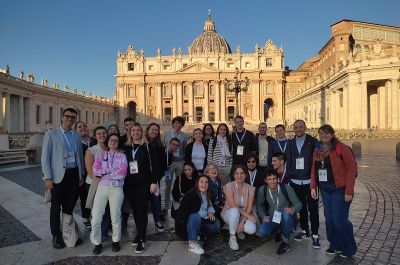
top-left (188, 241), bottom-right (204, 255)
top-left (229, 235), bottom-right (239, 251)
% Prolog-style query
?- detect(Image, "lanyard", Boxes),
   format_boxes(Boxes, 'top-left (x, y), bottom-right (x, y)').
top-left (82, 139), bottom-right (90, 148)
top-left (279, 164), bottom-right (287, 183)
top-left (165, 147), bottom-right (170, 167)
top-left (235, 130), bottom-right (246, 145)
top-left (131, 144), bottom-right (140, 160)
top-left (218, 140), bottom-right (227, 157)
top-left (61, 127), bottom-right (75, 151)
top-left (268, 186), bottom-right (280, 208)
top-left (277, 139), bottom-right (287, 152)
top-left (249, 170), bottom-right (257, 186)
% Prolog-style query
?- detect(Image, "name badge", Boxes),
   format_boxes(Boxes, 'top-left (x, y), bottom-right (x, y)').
top-left (66, 152), bottom-right (76, 163)
top-left (236, 145), bottom-right (244, 155)
top-left (164, 170), bottom-right (172, 181)
top-left (272, 210), bottom-right (282, 224)
top-left (129, 160), bottom-right (138, 174)
top-left (110, 179), bottom-right (119, 187)
top-left (219, 157), bottom-right (226, 166)
top-left (296, 157), bottom-right (305, 170)
top-left (318, 169), bottom-right (328, 182)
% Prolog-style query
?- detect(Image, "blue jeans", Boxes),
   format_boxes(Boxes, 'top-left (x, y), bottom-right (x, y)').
top-left (150, 192), bottom-right (161, 223)
top-left (187, 213), bottom-right (220, 241)
top-left (259, 211), bottom-right (296, 241)
top-left (320, 182), bottom-right (357, 256)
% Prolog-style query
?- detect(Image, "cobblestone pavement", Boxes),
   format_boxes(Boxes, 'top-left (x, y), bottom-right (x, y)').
top-left (0, 205), bottom-right (40, 248)
top-left (0, 154), bottom-right (399, 264)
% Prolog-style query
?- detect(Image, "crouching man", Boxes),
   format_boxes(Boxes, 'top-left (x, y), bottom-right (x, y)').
top-left (256, 169), bottom-right (302, 255)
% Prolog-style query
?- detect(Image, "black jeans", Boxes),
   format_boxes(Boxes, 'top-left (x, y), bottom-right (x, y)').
top-left (290, 180), bottom-right (319, 235)
top-left (50, 168), bottom-right (79, 237)
top-left (72, 182), bottom-right (91, 219)
top-left (124, 185), bottom-right (149, 241)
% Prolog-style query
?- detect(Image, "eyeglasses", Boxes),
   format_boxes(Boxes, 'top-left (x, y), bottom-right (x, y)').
top-left (109, 139), bottom-right (119, 143)
top-left (64, 114), bottom-right (77, 119)
top-left (247, 160), bottom-right (256, 163)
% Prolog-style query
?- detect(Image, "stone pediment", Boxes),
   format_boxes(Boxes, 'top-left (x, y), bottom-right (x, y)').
top-left (177, 62), bottom-right (218, 73)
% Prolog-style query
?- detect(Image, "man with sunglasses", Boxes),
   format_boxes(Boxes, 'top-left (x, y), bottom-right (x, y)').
top-left (42, 108), bottom-right (84, 249)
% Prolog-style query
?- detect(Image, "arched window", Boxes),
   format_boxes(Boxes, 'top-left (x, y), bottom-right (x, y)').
top-left (263, 98), bottom-right (274, 121)
top-left (127, 101), bottom-right (137, 121)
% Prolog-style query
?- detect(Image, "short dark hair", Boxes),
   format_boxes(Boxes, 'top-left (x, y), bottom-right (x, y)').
top-left (171, 116), bottom-right (185, 126)
top-left (271, 152), bottom-right (286, 163)
top-left (105, 133), bottom-right (122, 150)
top-left (275, 124), bottom-right (286, 131)
top-left (124, 117), bottom-right (135, 124)
top-left (264, 168), bottom-right (277, 178)
top-left (169, 137), bottom-right (181, 144)
top-left (63, 108), bottom-right (77, 116)
top-left (234, 115), bottom-right (244, 122)
top-left (202, 123), bottom-right (215, 137)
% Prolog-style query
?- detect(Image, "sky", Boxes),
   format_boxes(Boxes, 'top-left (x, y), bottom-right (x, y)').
top-left (1, 0), bottom-right (399, 98)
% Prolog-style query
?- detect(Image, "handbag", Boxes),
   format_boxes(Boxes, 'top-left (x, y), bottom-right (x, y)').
top-left (43, 188), bottom-right (51, 204)
top-left (62, 213), bottom-right (79, 247)
top-left (85, 176), bottom-right (99, 209)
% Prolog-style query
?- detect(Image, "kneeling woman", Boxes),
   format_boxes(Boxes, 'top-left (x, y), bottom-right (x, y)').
top-left (221, 165), bottom-right (257, 251)
top-left (175, 175), bottom-right (220, 255)
top-left (90, 134), bottom-right (128, 255)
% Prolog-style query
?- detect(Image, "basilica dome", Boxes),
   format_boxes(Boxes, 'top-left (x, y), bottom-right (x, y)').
top-left (189, 14), bottom-right (232, 55)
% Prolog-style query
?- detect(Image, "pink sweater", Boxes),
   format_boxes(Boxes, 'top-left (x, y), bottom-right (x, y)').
top-left (92, 151), bottom-right (128, 187)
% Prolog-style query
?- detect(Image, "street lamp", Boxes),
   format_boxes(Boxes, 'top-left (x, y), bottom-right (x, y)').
top-left (224, 67), bottom-right (250, 116)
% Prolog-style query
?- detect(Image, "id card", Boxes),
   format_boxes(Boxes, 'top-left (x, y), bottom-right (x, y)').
top-left (272, 210), bottom-right (282, 224)
top-left (164, 170), bottom-right (172, 181)
top-left (318, 169), bottom-right (328, 182)
top-left (219, 157), bottom-right (226, 166)
top-left (66, 152), bottom-right (76, 163)
top-left (296, 157), bottom-right (305, 170)
top-left (110, 179), bottom-right (119, 187)
top-left (129, 160), bottom-right (138, 174)
top-left (236, 145), bottom-right (244, 155)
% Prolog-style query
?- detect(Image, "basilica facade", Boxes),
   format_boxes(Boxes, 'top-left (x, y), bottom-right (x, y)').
top-left (115, 14), bottom-right (285, 126)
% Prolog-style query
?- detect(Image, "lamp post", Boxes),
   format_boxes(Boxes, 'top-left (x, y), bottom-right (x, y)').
top-left (224, 67), bottom-right (250, 116)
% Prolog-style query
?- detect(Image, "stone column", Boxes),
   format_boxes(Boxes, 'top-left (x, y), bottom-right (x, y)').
top-left (189, 82), bottom-right (194, 123)
top-left (360, 82), bottom-right (368, 129)
top-left (385, 80), bottom-right (392, 129)
top-left (157, 83), bottom-right (163, 120)
top-left (19, 96), bottom-right (24, 132)
top-left (220, 82), bottom-right (226, 122)
top-left (391, 79), bottom-right (399, 130)
top-left (3, 93), bottom-right (11, 132)
top-left (378, 85), bottom-right (387, 129)
top-left (204, 81), bottom-right (209, 122)
top-left (343, 85), bottom-right (349, 129)
top-left (173, 82), bottom-right (178, 117)
top-left (0, 92), bottom-right (3, 128)
top-left (215, 81), bottom-right (221, 122)
top-left (177, 82), bottom-right (183, 116)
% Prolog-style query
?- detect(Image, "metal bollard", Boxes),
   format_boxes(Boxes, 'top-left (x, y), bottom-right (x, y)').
top-left (396, 143), bottom-right (400, 161)
top-left (352, 141), bottom-right (361, 157)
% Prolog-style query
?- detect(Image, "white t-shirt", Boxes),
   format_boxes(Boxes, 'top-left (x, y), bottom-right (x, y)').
top-left (86, 145), bottom-right (105, 184)
top-left (192, 143), bottom-right (206, 171)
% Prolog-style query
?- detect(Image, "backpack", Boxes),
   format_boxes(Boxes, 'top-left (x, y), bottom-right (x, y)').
top-left (335, 143), bottom-right (358, 177)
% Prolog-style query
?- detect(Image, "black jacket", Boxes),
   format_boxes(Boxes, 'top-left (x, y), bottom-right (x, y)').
top-left (172, 174), bottom-right (196, 202)
top-left (124, 144), bottom-right (157, 188)
top-left (231, 129), bottom-right (257, 165)
top-left (288, 134), bottom-right (318, 180)
top-left (184, 141), bottom-right (208, 170)
top-left (245, 168), bottom-right (265, 193)
top-left (147, 140), bottom-right (164, 181)
top-left (174, 188), bottom-right (202, 239)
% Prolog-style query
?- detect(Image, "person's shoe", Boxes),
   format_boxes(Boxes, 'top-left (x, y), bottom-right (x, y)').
top-left (75, 238), bottom-right (83, 247)
top-left (294, 230), bottom-right (310, 241)
top-left (131, 237), bottom-right (139, 246)
top-left (93, 244), bottom-right (102, 255)
top-left (276, 241), bottom-right (290, 255)
top-left (135, 240), bottom-right (146, 254)
top-left (52, 235), bottom-right (65, 249)
top-left (188, 241), bottom-right (205, 255)
top-left (112, 242), bottom-right (121, 252)
top-left (237, 232), bottom-right (245, 240)
top-left (83, 219), bottom-right (92, 231)
top-left (312, 234), bottom-right (320, 249)
top-left (229, 235), bottom-right (239, 251)
top-left (325, 248), bottom-right (342, 255)
top-left (340, 253), bottom-right (352, 258)
top-left (155, 222), bottom-right (165, 232)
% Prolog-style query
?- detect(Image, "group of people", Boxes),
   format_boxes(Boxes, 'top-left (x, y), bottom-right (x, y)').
top-left (41, 109), bottom-right (357, 259)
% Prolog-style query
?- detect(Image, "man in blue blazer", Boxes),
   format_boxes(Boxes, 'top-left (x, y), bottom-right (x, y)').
top-left (41, 108), bottom-right (84, 249)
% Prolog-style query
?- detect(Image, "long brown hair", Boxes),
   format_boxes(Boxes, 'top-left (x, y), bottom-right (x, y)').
top-left (195, 175), bottom-right (212, 207)
top-left (318, 124), bottom-right (339, 147)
